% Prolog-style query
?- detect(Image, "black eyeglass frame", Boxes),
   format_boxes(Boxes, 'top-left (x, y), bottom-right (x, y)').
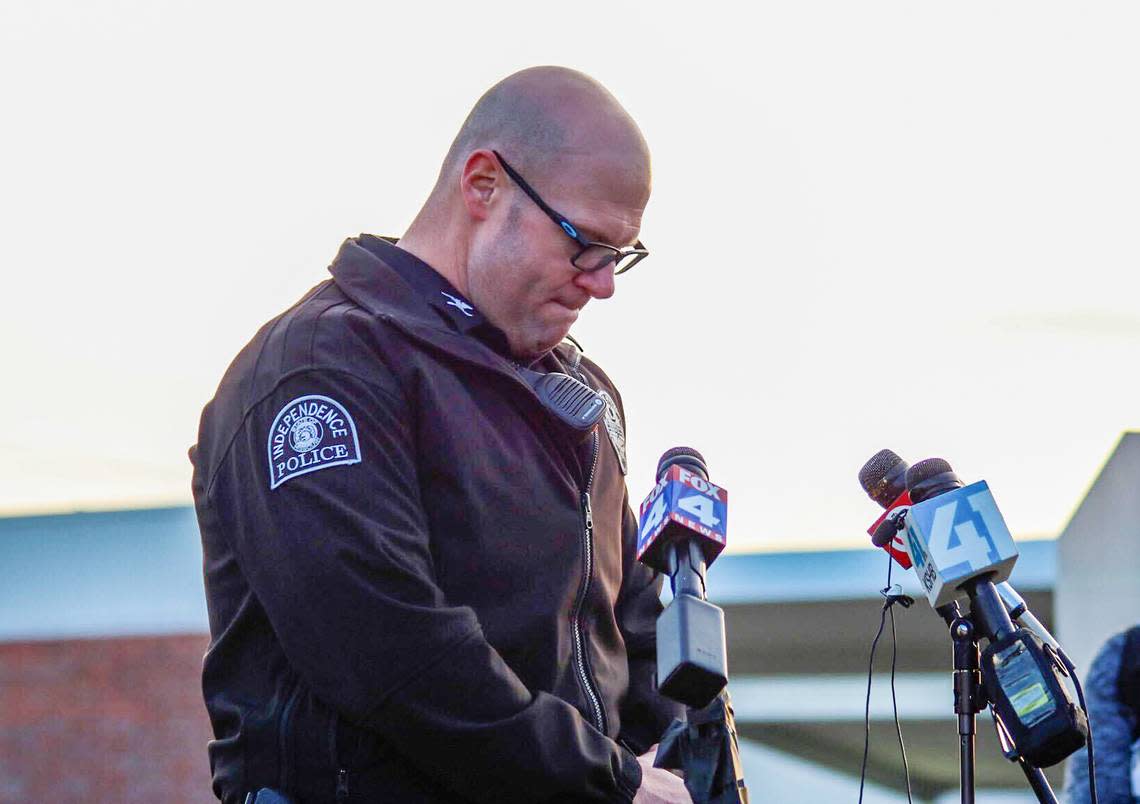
top-left (491, 150), bottom-right (649, 276)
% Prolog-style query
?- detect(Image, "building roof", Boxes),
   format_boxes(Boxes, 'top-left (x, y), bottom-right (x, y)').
top-left (707, 538), bottom-right (1056, 605)
top-left (0, 503), bottom-right (1057, 642)
top-left (0, 506), bottom-right (207, 641)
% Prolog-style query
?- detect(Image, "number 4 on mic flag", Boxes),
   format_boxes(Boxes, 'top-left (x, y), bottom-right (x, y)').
top-left (637, 464), bottom-right (728, 569)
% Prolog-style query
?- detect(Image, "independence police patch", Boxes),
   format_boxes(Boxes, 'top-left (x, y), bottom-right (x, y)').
top-left (267, 395), bottom-right (361, 490)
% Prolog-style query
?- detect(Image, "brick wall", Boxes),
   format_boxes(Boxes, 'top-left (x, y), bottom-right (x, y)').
top-left (0, 634), bottom-right (215, 803)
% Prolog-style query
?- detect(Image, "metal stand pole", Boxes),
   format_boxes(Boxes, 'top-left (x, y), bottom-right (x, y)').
top-left (1017, 758), bottom-right (1059, 804)
top-left (950, 615), bottom-right (980, 804)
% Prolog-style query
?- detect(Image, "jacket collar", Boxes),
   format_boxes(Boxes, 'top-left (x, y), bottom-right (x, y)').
top-left (329, 235), bottom-right (598, 446)
top-left (329, 235), bottom-right (479, 331)
top-left (328, 235), bottom-right (532, 377)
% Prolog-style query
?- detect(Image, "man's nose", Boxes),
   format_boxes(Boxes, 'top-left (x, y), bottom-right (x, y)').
top-left (574, 263), bottom-right (616, 300)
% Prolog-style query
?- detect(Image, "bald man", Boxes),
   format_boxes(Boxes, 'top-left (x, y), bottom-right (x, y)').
top-left (191, 68), bottom-right (690, 803)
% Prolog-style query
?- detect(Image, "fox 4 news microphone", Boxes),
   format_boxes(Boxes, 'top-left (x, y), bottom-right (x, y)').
top-left (859, 449), bottom-right (1063, 651)
top-left (904, 457), bottom-right (1088, 768)
top-left (637, 447), bottom-right (728, 708)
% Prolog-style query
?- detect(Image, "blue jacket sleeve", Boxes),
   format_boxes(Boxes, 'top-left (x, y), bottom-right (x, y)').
top-left (1064, 632), bottom-right (1139, 803)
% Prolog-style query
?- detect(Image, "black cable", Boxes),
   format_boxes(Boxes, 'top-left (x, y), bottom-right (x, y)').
top-left (888, 602), bottom-right (913, 804)
top-left (1060, 649), bottom-right (1098, 804)
top-left (858, 553), bottom-right (915, 804)
top-left (857, 587), bottom-right (889, 804)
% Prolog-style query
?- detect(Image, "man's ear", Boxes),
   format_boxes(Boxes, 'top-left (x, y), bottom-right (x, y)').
top-left (459, 149), bottom-right (502, 222)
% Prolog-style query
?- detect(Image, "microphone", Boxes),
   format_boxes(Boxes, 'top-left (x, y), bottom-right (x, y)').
top-left (637, 447), bottom-right (729, 708)
top-left (858, 448), bottom-right (910, 510)
top-left (904, 457), bottom-right (1088, 768)
top-left (637, 447), bottom-right (728, 579)
top-left (517, 368), bottom-right (606, 430)
top-left (860, 449), bottom-right (1060, 645)
top-left (858, 449), bottom-right (914, 567)
top-left (995, 584), bottom-right (1060, 652)
top-left (903, 457), bottom-right (1019, 612)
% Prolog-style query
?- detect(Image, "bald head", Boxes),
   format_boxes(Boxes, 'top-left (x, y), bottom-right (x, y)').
top-left (434, 66), bottom-right (650, 200)
top-left (399, 67), bottom-right (652, 359)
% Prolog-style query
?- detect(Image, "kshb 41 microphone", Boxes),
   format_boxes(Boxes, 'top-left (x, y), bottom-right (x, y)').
top-left (637, 447), bottom-right (729, 708)
top-left (859, 449), bottom-right (1065, 649)
top-left (903, 458), bottom-right (1019, 610)
top-left (905, 457), bottom-right (1088, 768)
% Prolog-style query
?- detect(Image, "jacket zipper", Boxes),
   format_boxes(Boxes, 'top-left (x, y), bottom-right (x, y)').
top-left (571, 430), bottom-right (606, 733)
top-left (329, 711), bottom-right (349, 802)
top-left (276, 680), bottom-right (303, 791)
top-left (335, 768), bottom-right (350, 801)
top-left (514, 349), bottom-right (606, 732)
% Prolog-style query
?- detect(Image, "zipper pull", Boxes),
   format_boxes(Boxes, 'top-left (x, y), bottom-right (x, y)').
top-left (582, 492), bottom-right (594, 533)
top-left (335, 768), bottom-right (349, 801)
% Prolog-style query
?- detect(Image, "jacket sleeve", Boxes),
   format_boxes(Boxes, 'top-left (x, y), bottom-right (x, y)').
top-left (207, 367), bottom-right (642, 802)
top-left (613, 497), bottom-right (687, 755)
top-left (1063, 632), bottom-right (1139, 803)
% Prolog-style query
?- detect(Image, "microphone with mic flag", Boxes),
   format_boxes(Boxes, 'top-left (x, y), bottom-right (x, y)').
top-left (903, 458), bottom-right (1088, 771)
top-left (637, 446), bottom-right (729, 707)
top-left (859, 449), bottom-right (1063, 649)
top-left (858, 449), bottom-right (914, 568)
top-left (639, 447), bottom-right (748, 804)
top-left (857, 450), bottom-right (1092, 803)
top-left (899, 457), bottom-right (1020, 610)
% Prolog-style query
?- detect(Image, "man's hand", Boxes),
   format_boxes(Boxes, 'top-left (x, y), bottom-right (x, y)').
top-left (632, 744), bottom-right (691, 804)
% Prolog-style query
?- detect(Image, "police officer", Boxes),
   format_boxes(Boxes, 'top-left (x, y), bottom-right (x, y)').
top-left (191, 67), bottom-right (691, 803)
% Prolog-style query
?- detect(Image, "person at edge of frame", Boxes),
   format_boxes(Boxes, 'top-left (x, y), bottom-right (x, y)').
top-left (190, 66), bottom-right (692, 803)
top-left (1065, 625), bottom-right (1140, 803)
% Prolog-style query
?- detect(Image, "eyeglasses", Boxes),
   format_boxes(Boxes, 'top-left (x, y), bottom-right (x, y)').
top-left (492, 150), bottom-right (649, 276)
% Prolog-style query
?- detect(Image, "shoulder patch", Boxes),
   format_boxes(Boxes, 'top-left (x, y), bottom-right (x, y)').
top-left (267, 394), bottom-right (361, 490)
top-left (598, 390), bottom-right (627, 476)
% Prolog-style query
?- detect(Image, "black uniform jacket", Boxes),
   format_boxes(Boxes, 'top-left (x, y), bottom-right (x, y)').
top-left (191, 236), bottom-right (682, 803)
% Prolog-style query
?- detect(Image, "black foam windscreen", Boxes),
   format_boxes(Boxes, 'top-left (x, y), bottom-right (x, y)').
top-left (657, 446), bottom-right (708, 481)
top-left (859, 448), bottom-right (909, 509)
top-left (905, 457), bottom-right (963, 503)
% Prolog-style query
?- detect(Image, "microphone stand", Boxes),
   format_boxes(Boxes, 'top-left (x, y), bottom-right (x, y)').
top-left (653, 541), bottom-right (749, 804)
top-left (935, 577), bottom-right (1059, 804)
top-left (935, 600), bottom-right (980, 804)
top-left (656, 689), bottom-right (749, 804)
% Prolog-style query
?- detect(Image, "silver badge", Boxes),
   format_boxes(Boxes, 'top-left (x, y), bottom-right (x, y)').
top-left (598, 390), bottom-right (627, 475)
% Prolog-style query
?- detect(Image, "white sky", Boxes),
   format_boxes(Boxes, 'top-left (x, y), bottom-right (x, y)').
top-left (2, 2), bottom-right (1138, 552)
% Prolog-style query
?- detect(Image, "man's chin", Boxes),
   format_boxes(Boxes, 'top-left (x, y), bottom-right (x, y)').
top-left (509, 327), bottom-right (573, 361)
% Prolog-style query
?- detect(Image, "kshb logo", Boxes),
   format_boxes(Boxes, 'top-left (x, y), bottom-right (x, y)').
top-left (902, 480), bottom-right (1018, 608)
top-left (267, 394), bottom-right (361, 490)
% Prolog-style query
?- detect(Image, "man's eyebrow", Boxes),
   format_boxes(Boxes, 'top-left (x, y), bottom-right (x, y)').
top-left (575, 222), bottom-right (634, 247)
top-left (573, 222), bottom-right (607, 242)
